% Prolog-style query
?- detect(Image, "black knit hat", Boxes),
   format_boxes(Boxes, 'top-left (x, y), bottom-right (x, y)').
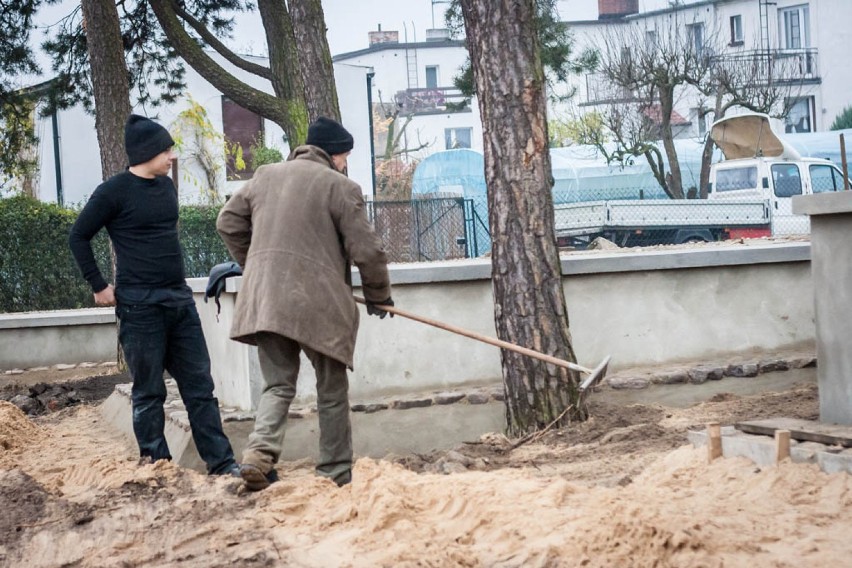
top-left (125, 114), bottom-right (175, 166)
top-left (306, 116), bottom-right (354, 156)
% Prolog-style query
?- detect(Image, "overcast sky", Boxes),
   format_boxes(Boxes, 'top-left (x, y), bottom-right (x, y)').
top-left (29, 0), bottom-right (615, 75)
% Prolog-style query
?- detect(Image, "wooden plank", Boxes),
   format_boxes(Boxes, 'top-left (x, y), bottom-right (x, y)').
top-left (707, 422), bottom-right (722, 462)
top-left (736, 418), bottom-right (852, 448)
top-left (775, 430), bottom-right (791, 463)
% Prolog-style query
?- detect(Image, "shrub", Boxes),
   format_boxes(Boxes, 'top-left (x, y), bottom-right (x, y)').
top-left (830, 106), bottom-right (852, 131)
top-left (0, 196), bottom-right (232, 313)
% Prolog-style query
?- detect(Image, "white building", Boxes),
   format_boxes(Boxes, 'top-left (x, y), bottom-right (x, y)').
top-left (332, 27), bottom-right (483, 161)
top-left (565, 0), bottom-right (852, 138)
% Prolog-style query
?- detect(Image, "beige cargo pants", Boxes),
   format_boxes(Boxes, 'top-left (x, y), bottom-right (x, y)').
top-left (242, 332), bottom-right (353, 486)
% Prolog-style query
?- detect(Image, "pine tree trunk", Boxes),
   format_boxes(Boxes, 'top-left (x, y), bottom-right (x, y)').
top-left (460, 0), bottom-right (584, 436)
top-left (81, 0), bottom-right (132, 179)
top-left (289, 0), bottom-right (341, 122)
top-left (81, 0), bottom-right (132, 371)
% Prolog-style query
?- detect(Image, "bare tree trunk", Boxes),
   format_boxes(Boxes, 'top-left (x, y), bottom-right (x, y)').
top-left (289, 0), bottom-right (340, 122)
top-left (460, 0), bottom-right (584, 436)
top-left (659, 87), bottom-right (684, 199)
top-left (81, 0), bottom-right (132, 370)
top-left (81, 0), bottom-right (132, 179)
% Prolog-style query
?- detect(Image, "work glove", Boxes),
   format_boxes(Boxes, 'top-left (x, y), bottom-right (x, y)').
top-left (366, 297), bottom-right (394, 319)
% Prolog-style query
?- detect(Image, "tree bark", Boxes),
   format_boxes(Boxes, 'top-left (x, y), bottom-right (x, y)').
top-left (256, 0), bottom-right (309, 144)
top-left (289, 0), bottom-right (340, 122)
top-left (81, 0), bottom-right (132, 371)
top-left (460, 0), bottom-right (584, 436)
top-left (81, 0), bottom-right (132, 179)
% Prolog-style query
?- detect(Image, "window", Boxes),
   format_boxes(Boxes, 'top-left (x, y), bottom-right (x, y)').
top-left (715, 167), bottom-right (758, 192)
top-left (779, 4), bottom-right (810, 49)
top-left (445, 127), bottom-right (472, 149)
top-left (425, 66), bottom-right (439, 89)
top-left (645, 30), bottom-right (657, 49)
top-left (730, 15), bottom-right (743, 45)
top-left (222, 96), bottom-right (264, 180)
top-left (785, 97), bottom-right (815, 133)
top-left (809, 164), bottom-right (848, 193)
top-left (687, 22), bottom-right (705, 55)
top-left (771, 164), bottom-right (803, 197)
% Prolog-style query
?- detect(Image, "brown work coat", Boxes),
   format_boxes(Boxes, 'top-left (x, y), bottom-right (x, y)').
top-left (216, 145), bottom-right (391, 368)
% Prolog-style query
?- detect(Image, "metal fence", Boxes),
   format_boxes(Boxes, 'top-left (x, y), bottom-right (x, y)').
top-left (367, 197), bottom-right (490, 262)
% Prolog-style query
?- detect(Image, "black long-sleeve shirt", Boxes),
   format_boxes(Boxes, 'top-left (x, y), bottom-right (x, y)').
top-left (69, 171), bottom-right (192, 306)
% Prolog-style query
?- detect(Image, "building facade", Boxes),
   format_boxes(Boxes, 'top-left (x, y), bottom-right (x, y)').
top-left (332, 28), bottom-right (483, 161)
top-left (565, 0), bottom-right (852, 138)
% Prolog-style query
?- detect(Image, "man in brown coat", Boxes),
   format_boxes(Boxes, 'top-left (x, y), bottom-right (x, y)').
top-left (216, 117), bottom-right (393, 491)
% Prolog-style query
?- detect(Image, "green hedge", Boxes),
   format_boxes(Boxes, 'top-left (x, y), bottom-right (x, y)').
top-left (0, 196), bottom-right (232, 313)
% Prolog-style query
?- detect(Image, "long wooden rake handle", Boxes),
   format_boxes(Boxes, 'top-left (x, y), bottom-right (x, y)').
top-left (353, 296), bottom-right (608, 382)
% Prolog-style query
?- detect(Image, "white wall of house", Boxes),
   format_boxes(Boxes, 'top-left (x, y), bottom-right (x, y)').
top-left (333, 37), bottom-right (483, 161)
top-left (34, 53), bottom-right (373, 206)
top-left (563, 0), bottom-right (852, 138)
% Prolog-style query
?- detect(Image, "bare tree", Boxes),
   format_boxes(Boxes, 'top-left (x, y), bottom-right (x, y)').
top-left (595, 16), bottom-right (714, 199)
top-left (695, 51), bottom-right (806, 196)
top-left (460, 0), bottom-right (584, 436)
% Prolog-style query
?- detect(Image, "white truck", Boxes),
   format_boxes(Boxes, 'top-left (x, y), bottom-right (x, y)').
top-left (554, 114), bottom-right (849, 248)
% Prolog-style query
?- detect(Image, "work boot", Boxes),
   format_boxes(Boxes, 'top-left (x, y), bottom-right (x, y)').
top-left (240, 464), bottom-right (279, 491)
top-left (214, 463), bottom-right (242, 478)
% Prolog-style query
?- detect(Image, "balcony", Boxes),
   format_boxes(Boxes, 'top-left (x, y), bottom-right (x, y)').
top-left (711, 48), bottom-right (820, 86)
top-left (395, 87), bottom-right (471, 115)
top-left (582, 72), bottom-right (637, 106)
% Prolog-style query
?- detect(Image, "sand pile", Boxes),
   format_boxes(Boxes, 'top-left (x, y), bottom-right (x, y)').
top-left (0, 401), bottom-right (43, 453)
top-left (4, 382), bottom-right (852, 567)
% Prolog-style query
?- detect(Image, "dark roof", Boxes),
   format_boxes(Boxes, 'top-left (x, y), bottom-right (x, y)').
top-left (333, 39), bottom-right (466, 62)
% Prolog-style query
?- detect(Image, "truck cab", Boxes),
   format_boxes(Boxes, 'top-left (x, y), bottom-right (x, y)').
top-left (707, 114), bottom-right (848, 235)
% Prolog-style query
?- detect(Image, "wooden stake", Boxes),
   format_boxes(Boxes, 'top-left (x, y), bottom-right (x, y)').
top-left (707, 422), bottom-right (722, 463)
top-left (841, 134), bottom-right (850, 191)
top-left (775, 429), bottom-right (791, 464)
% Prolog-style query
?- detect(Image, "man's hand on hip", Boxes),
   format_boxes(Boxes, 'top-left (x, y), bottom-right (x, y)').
top-left (94, 284), bottom-right (116, 307)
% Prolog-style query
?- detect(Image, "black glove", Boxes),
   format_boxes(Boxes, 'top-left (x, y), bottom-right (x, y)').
top-left (366, 297), bottom-right (394, 319)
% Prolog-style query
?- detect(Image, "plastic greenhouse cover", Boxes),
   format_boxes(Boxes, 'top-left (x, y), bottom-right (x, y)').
top-left (411, 130), bottom-right (852, 204)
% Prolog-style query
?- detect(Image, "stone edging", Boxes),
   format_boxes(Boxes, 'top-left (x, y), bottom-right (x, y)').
top-left (3, 361), bottom-right (118, 375)
top-left (102, 351), bottom-right (817, 430)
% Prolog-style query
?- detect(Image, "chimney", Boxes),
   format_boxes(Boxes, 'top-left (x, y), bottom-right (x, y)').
top-left (369, 25), bottom-right (400, 45)
top-left (425, 28), bottom-right (451, 42)
top-left (598, 0), bottom-right (639, 20)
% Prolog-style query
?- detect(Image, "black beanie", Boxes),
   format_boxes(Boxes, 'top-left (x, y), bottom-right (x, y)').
top-left (125, 114), bottom-right (175, 166)
top-left (306, 116), bottom-right (354, 156)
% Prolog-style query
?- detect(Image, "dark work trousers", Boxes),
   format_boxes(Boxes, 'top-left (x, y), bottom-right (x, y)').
top-left (242, 332), bottom-right (353, 486)
top-left (117, 302), bottom-right (236, 474)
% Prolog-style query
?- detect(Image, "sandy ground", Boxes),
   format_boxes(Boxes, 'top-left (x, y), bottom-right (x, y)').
top-left (2, 372), bottom-right (851, 567)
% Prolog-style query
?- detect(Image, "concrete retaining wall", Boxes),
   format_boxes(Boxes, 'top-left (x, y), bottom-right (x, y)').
top-left (0, 308), bottom-right (116, 370)
top-left (1, 243), bottom-right (814, 407)
top-left (188, 241), bottom-right (814, 410)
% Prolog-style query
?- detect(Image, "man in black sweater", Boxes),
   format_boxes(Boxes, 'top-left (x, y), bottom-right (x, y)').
top-left (69, 114), bottom-right (238, 476)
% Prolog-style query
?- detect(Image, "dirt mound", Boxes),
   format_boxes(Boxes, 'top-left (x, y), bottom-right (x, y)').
top-left (0, 401), bottom-right (42, 452)
top-left (0, 373), bottom-right (129, 416)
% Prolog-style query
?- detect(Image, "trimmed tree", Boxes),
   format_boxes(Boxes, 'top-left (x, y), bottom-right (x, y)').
top-left (459, 0), bottom-right (584, 436)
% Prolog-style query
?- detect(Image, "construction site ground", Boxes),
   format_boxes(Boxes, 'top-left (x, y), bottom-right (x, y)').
top-left (2, 360), bottom-right (851, 567)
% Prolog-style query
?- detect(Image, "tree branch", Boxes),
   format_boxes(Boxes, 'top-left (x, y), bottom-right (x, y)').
top-left (171, 2), bottom-right (273, 80)
top-left (148, 0), bottom-right (287, 128)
